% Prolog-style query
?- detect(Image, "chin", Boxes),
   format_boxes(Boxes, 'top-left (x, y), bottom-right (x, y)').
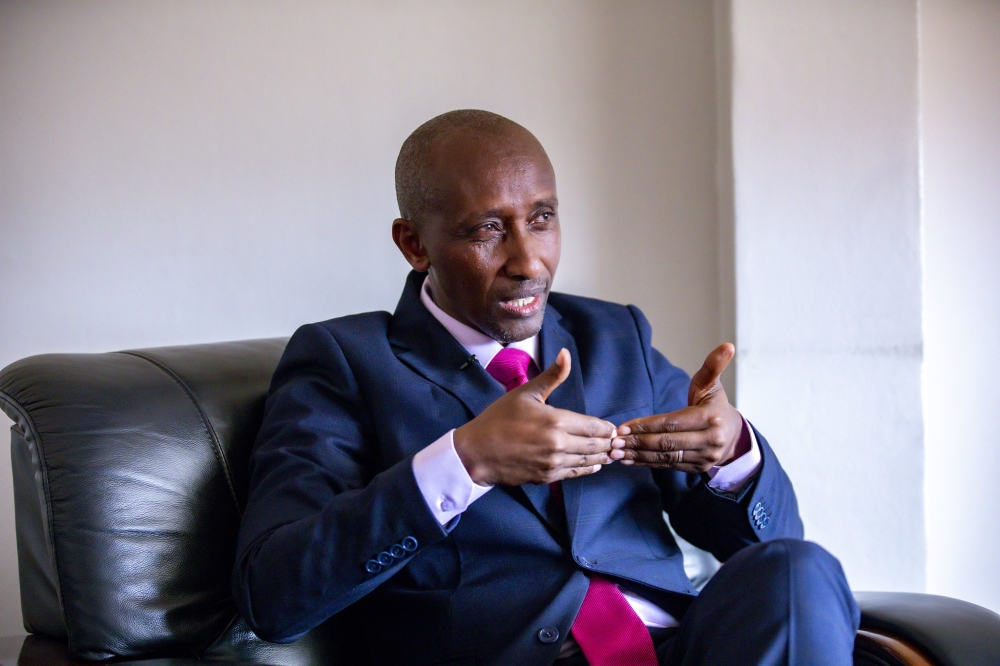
top-left (488, 313), bottom-right (545, 344)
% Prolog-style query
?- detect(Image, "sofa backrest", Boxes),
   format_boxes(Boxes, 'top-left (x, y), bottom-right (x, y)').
top-left (0, 339), bottom-right (344, 663)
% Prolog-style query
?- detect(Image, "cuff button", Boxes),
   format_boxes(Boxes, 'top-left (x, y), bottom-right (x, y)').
top-left (377, 551), bottom-right (393, 566)
top-left (390, 544), bottom-right (406, 559)
top-left (364, 560), bottom-right (382, 574)
top-left (401, 536), bottom-right (418, 552)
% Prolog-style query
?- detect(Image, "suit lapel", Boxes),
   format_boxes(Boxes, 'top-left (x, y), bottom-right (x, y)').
top-left (388, 272), bottom-right (505, 417)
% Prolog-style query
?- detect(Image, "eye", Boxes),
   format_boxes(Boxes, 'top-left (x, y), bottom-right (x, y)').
top-left (468, 220), bottom-right (502, 240)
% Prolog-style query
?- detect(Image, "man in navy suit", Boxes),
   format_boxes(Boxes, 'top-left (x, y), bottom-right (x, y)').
top-left (233, 110), bottom-right (860, 665)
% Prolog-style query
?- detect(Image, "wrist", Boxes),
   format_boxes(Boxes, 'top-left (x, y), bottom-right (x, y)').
top-left (719, 413), bottom-right (751, 466)
top-left (454, 424), bottom-right (490, 485)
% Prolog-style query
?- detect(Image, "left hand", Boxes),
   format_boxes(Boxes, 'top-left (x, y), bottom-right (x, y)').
top-left (610, 343), bottom-right (744, 473)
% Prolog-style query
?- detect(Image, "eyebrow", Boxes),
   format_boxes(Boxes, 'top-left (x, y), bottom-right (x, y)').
top-left (472, 208), bottom-right (504, 221)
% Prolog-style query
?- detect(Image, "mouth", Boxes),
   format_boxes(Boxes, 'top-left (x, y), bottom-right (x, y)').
top-left (498, 292), bottom-right (544, 317)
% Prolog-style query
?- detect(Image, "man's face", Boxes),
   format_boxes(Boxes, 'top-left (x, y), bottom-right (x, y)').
top-left (410, 129), bottom-right (561, 343)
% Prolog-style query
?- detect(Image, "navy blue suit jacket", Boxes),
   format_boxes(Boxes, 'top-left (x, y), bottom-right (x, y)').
top-left (232, 271), bottom-right (803, 666)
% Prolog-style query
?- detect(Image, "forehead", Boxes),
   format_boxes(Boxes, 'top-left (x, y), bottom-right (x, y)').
top-left (430, 129), bottom-right (556, 211)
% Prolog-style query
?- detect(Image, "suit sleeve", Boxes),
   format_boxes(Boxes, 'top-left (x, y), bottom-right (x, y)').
top-left (626, 305), bottom-right (804, 562)
top-left (231, 323), bottom-right (450, 642)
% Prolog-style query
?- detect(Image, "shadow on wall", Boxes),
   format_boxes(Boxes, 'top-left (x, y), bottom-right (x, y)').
top-left (588, 2), bottom-right (724, 379)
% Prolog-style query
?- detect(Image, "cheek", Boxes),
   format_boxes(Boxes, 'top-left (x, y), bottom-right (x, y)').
top-left (443, 249), bottom-right (498, 295)
top-left (543, 231), bottom-right (561, 274)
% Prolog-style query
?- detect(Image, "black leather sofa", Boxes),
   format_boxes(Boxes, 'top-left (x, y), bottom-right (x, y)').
top-left (1, 339), bottom-right (998, 666)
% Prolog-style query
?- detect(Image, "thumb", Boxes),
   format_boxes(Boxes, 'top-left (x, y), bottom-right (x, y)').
top-left (689, 343), bottom-right (734, 406)
top-left (523, 348), bottom-right (571, 403)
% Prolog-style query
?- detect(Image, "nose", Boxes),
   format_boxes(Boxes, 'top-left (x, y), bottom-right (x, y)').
top-left (502, 224), bottom-right (545, 280)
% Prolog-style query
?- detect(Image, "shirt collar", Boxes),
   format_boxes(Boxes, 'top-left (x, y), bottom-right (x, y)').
top-left (420, 275), bottom-right (539, 370)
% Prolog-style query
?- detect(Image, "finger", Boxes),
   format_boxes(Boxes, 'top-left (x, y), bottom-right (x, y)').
top-left (554, 463), bottom-right (604, 481)
top-left (688, 343), bottom-right (734, 406)
top-left (623, 448), bottom-right (683, 466)
top-left (549, 407), bottom-right (617, 438)
top-left (616, 430), bottom-right (707, 453)
top-left (617, 405), bottom-right (714, 437)
top-left (559, 434), bottom-right (615, 456)
top-left (563, 452), bottom-right (612, 469)
top-left (522, 348), bottom-right (571, 403)
top-left (630, 461), bottom-right (706, 474)
top-left (621, 448), bottom-right (706, 469)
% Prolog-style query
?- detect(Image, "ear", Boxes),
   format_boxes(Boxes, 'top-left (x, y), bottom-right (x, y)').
top-left (392, 218), bottom-right (431, 272)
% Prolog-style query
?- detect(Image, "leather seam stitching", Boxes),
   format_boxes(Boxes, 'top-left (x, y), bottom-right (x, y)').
top-left (116, 351), bottom-right (242, 514)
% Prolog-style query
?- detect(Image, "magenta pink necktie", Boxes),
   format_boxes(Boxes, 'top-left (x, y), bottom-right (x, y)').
top-left (485, 348), bottom-right (659, 666)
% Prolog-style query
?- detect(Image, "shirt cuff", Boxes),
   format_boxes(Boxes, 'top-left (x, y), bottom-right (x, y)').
top-left (706, 416), bottom-right (761, 494)
top-left (412, 429), bottom-right (494, 526)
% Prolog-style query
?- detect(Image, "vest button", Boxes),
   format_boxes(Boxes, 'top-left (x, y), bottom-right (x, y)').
top-left (537, 626), bottom-right (560, 644)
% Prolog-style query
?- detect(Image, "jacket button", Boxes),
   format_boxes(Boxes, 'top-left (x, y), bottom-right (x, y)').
top-left (364, 560), bottom-right (382, 574)
top-left (377, 551), bottom-right (393, 566)
top-left (537, 626), bottom-right (560, 644)
top-left (401, 536), bottom-right (418, 552)
top-left (390, 544), bottom-right (406, 559)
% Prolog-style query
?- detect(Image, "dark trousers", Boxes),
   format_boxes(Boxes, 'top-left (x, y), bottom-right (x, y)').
top-left (558, 539), bottom-right (860, 666)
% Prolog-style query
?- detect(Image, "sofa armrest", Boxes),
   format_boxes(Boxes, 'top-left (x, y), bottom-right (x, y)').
top-left (855, 591), bottom-right (1000, 666)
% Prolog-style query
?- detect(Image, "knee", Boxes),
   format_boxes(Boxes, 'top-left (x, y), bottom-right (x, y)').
top-left (736, 539), bottom-right (849, 591)
top-left (777, 539), bottom-right (840, 572)
top-left (767, 540), bottom-right (857, 614)
top-left (733, 539), bottom-right (859, 625)
top-left (741, 538), bottom-right (834, 564)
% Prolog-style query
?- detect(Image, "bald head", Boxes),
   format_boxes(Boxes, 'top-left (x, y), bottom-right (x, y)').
top-left (395, 110), bottom-right (539, 224)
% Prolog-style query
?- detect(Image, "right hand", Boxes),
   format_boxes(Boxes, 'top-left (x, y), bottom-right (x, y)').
top-left (454, 348), bottom-right (616, 486)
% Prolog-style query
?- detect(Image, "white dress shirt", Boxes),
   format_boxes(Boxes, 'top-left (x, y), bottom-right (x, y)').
top-left (410, 275), bottom-right (762, 636)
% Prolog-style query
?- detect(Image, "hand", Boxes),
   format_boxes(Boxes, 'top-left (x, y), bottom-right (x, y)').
top-left (454, 348), bottom-right (617, 486)
top-left (612, 343), bottom-right (744, 473)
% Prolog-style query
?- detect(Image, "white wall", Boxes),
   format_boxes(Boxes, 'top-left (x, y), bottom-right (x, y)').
top-left (0, 1), bottom-right (721, 634)
top-left (728, 0), bottom-right (925, 592)
top-left (921, 0), bottom-right (1000, 614)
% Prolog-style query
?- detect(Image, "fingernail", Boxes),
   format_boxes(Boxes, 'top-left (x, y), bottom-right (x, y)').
top-left (610, 449), bottom-right (625, 460)
top-left (621, 459), bottom-right (634, 466)
top-left (593, 464), bottom-right (602, 472)
top-left (612, 438), bottom-right (625, 448)
top-left (618, 426), bottom-right (631, 435)
top-left (610, 427), bottom-right (618, 438)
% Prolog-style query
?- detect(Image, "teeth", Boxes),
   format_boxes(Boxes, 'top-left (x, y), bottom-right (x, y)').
top-left (508, 297), bottom-right (534, 307)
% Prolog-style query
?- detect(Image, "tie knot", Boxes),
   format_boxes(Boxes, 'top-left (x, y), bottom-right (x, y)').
top-left (486, 348), bottom-right (533, 392)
